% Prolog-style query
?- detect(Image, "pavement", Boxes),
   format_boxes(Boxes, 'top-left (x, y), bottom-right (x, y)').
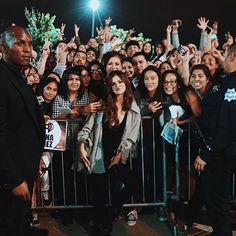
top-left (34, 208), bottom-right (222, 236)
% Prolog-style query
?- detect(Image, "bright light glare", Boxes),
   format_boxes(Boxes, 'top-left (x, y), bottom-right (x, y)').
top-left (90, 0), bottom-right (99, 11)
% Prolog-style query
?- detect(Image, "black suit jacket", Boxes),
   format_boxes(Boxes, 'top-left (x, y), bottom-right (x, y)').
top-left (0, 60), bottom-right (45, 190)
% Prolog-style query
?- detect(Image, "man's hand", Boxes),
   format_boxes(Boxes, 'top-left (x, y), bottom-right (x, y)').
top-left (12, 181), bottom-right (31, 201)
top-left (194, 155), bottom-right (207, 171)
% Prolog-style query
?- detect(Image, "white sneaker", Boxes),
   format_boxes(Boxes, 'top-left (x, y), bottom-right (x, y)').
top-left (126, 209), bottom-right (138, 226)
top-left (30, 212), bottom-right (40, 227)
top-left (42, 191), bottom-right (51, 206)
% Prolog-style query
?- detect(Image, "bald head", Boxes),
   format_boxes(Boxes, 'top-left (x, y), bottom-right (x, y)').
top-left (2, 26), bottom-right (33, 67)
top-left (2, 26), bottom-right (30, 46)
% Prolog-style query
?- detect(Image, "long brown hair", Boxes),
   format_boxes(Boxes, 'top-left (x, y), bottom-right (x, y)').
top-left (104, 71), bottom-right (134, 127)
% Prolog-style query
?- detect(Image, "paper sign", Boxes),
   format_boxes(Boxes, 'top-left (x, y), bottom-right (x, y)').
top-left (44, 120), bottom-right (68, 151)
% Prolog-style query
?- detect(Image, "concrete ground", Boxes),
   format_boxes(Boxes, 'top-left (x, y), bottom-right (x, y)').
top-left (35, 208), bottom-right (220, 236)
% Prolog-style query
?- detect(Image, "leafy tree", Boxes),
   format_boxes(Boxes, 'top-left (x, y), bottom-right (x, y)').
top-left (110, 25), bottom-right (151, 43)
top-left (24, 7), bottom-right (60, 54)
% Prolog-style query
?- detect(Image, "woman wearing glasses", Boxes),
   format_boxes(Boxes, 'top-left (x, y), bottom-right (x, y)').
top-left (162, 69), bottom-right (201, 201)
top-left (162, 69), bottom-right (201, 126)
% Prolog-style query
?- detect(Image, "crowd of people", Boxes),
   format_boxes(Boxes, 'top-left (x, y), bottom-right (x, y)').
top-left (0, 15), bottom-right (236, 236)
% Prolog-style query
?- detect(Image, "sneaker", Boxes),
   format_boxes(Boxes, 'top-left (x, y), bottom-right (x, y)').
top-left (42, 191), bottom-right (51, 206)
top-left (126, 209), bottom-right (138, 226)
top-left (30, 212), bottom-right (40, 227)
top-left (158, 206), bottom-right (167, 221)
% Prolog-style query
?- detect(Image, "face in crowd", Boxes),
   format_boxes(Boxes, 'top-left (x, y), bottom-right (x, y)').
top-left (87, 38), bottom-right (98, 49)
top-left (81, 68), bottom-right (91, 88)
top-left (90, 64), bottom-right (103, 81)
top-left (132, 53), bottom-right (148, 75)
top-left (143, 68), bottom-right (160, 94)
top-left (2, 26), bottom-right (33, 68)
top-left (143, 42), bottom-right (152, 54)
top-left (111, 74), bottom-right (127, 96)
top-left (160, 62), bottom-right (172, 74)
top-left (126, 45), bottom-right (140, 57)
top-left (24, 66), bottom-right (40, 85)
top-left (106, 55), bottom-right (122, 75)
top-left (67, 73), bottom-right (81, 93)
top-left (122, 60), bottom-right (134, 79)
top-left (201, 53), bottom-right (219, 75)
top-left (43, 81), bottom-right (59, 103)
top-left (163, 71), bottom-right (179, 97)
top-left (73, 51), bottom-right (87, 66)
top-left (86, 49), bottom-right (97, 62)
top-left (190, 64), bottom-right (211, 95)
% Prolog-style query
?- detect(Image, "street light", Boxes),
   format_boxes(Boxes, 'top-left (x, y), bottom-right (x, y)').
top-left (90, 0), bottom-right (100, 37)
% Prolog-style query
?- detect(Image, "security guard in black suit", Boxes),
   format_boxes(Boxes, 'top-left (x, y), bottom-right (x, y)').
top-left (194, 43), bottom-right (236, 236)
top-left (0, 26), bottom-right (45, 235)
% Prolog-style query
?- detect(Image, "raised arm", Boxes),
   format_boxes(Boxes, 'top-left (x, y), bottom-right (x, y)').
top-left (197, 17), bottom-right (209, 52)
top-left (96, 26), bottom-right (105, 61)
top-left (74, 24), bottom-right (81, 47)
top-left (58, 23), bottom-right (66, 41)
top-left (37, 36), bottom-right (51, 76)
top-left (171, 19), bottom-right (181, 48)
top-left (175, 46), bottom-right (191, 86)
top-left (104, 17), bottom-right (112, 43)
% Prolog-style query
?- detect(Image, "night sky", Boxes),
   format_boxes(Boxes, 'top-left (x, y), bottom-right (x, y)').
top-left (1, 0), bottom-right (236, 46)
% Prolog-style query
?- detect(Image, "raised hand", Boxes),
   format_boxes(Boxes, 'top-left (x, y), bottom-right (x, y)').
top-left (60, 23), bottom-right (66, 34)
top-left (65, 37), bottom-right (77, 52)
top-left (42, 36), bottom-right (51, 56)
top-left (96, 26), bottom-right (105, 44)
top-left (105, 16), bottom-right (112, 26)
top-left (197, 17), bottom-right (209, 31)
top-left (128, 28), bottom-right (136, 36)
top-left (166, 25), bottom-right (172, 33)
top-left (74, 24), bottom-right (80, 37)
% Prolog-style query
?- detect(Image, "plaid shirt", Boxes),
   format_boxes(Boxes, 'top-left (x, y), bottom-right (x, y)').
top-left (52, 91), bottom-right (89, 150)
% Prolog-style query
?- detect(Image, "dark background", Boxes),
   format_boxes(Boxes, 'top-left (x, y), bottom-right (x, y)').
top-left (1, 0), bottom-right (236, 46)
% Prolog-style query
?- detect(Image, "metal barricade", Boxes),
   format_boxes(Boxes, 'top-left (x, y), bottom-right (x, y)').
top-left (33, 118), bottom-right (204, 213)
top-left (33, 117), bottom-right (169, 211)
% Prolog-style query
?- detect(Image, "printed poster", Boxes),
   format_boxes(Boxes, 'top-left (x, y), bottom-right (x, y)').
top-left (44, 120), bottom-right (68, 151)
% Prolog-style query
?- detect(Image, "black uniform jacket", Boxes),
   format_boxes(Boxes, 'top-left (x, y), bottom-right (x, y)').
top-left (198, 71), bottom-right (236, 163)
top-left (0, 59), bottom-right (45, 190)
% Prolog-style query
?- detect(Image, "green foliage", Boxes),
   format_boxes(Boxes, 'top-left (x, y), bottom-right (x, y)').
top-left (24, 7), bottom-right (60, 54)
top-left (110, 25), bottom-right (151, 43)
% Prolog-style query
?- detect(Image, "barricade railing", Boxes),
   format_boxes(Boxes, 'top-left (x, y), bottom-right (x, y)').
top-left (36, 117), bottom-right (236, 213)
top-left (33, 117), bottom-right (170, 211)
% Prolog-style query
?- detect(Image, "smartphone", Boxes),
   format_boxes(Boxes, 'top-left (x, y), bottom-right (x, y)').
top-left (177, 45), bottom-right (188, 56)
